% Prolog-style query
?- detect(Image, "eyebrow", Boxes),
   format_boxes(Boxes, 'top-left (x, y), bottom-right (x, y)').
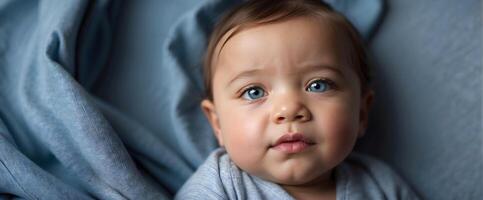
top-left (301, 64), bottom-right (345, 78)
top-left (227, 69), bottom-right (264, 87)
top-left (226, 64), bottom-right (345, 87)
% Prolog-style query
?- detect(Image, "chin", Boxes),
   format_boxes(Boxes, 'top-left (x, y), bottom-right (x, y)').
top-left (269, 171), bottom-right (322, 186)
top-left (276, 179), bottom-right (311, 186)
top-left (268, 165), bottom-right (334, 187)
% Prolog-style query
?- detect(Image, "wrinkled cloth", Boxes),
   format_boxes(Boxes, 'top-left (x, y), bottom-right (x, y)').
top-left (175, 148), bottom-right (420, 200)
top-left (0, 0), bottom-right (383, 199)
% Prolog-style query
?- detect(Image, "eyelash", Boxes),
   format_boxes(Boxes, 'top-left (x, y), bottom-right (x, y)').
top-left (305, 78), bottom-right (337, 91)
top-left (238, 85), bottom-right (266, 98)
top-left (237, 78), bottom-right (337, 101)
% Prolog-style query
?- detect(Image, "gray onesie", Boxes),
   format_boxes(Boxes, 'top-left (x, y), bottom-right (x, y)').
top-left (175, 148), bottom-right (420, 200)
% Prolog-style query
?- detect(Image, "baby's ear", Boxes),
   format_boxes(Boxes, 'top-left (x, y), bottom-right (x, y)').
top-left (358, 89), bottom-right (374, 138)
top-left (201, 99), bottom-right (224, 146)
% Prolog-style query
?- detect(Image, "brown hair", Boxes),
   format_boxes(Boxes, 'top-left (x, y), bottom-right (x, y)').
top-left (203, 0), bottom-right (371, 101)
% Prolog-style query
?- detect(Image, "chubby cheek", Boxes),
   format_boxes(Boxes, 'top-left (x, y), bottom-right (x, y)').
top-left (316, 100), bottom-right (360, 166)
top-left (218, 105), bottom-right (269, 173)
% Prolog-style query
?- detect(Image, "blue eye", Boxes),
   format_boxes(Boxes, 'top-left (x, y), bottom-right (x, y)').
top-left (306, 79), bottom-right (331, 93)
top-left (242, 87), bottom-right (265, 100)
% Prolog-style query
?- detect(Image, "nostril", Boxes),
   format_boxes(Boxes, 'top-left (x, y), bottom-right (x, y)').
top-left (277, 116), bottom-right (285, 122)
top-left (295, 115), bottom-right (304, 120)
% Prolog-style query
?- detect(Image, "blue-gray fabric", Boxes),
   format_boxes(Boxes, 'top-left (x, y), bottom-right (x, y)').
top-left (0, 1), bottom-right (168, 199)
top-left (1, 0), bottom-right (480, 199)
top-left (175, 148), bottom-right (420, 200)
top-left (355, 0), bottom-right (482, 200)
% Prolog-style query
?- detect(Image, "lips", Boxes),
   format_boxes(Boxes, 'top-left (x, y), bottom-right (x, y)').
top-left (271, 133), bottom-right (315, 153)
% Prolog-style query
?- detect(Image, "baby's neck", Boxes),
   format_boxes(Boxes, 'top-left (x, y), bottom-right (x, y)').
top-left (280, 170), bottom-right (336, 200)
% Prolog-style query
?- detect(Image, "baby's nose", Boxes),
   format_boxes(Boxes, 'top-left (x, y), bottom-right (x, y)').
top-left (271, 102), bottom-right (312, 124)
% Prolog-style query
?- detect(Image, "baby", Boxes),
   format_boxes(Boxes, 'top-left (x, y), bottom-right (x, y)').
top-left (176, 0), bottom-right (419, 199)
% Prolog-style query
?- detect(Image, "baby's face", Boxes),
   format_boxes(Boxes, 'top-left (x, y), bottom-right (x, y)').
top-left (202, 17), bottom-right (372, 186)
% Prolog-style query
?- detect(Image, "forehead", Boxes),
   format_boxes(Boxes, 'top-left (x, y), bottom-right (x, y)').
top-left (214, 16), bottom-right (352, 76)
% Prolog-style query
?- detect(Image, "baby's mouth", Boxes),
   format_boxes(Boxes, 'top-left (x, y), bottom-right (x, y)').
top-left (270, 133), bottom-right (315, 154)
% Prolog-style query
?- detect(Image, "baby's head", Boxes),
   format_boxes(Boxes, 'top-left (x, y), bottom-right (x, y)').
top-left (201, 0), bottom-right (374, 190)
